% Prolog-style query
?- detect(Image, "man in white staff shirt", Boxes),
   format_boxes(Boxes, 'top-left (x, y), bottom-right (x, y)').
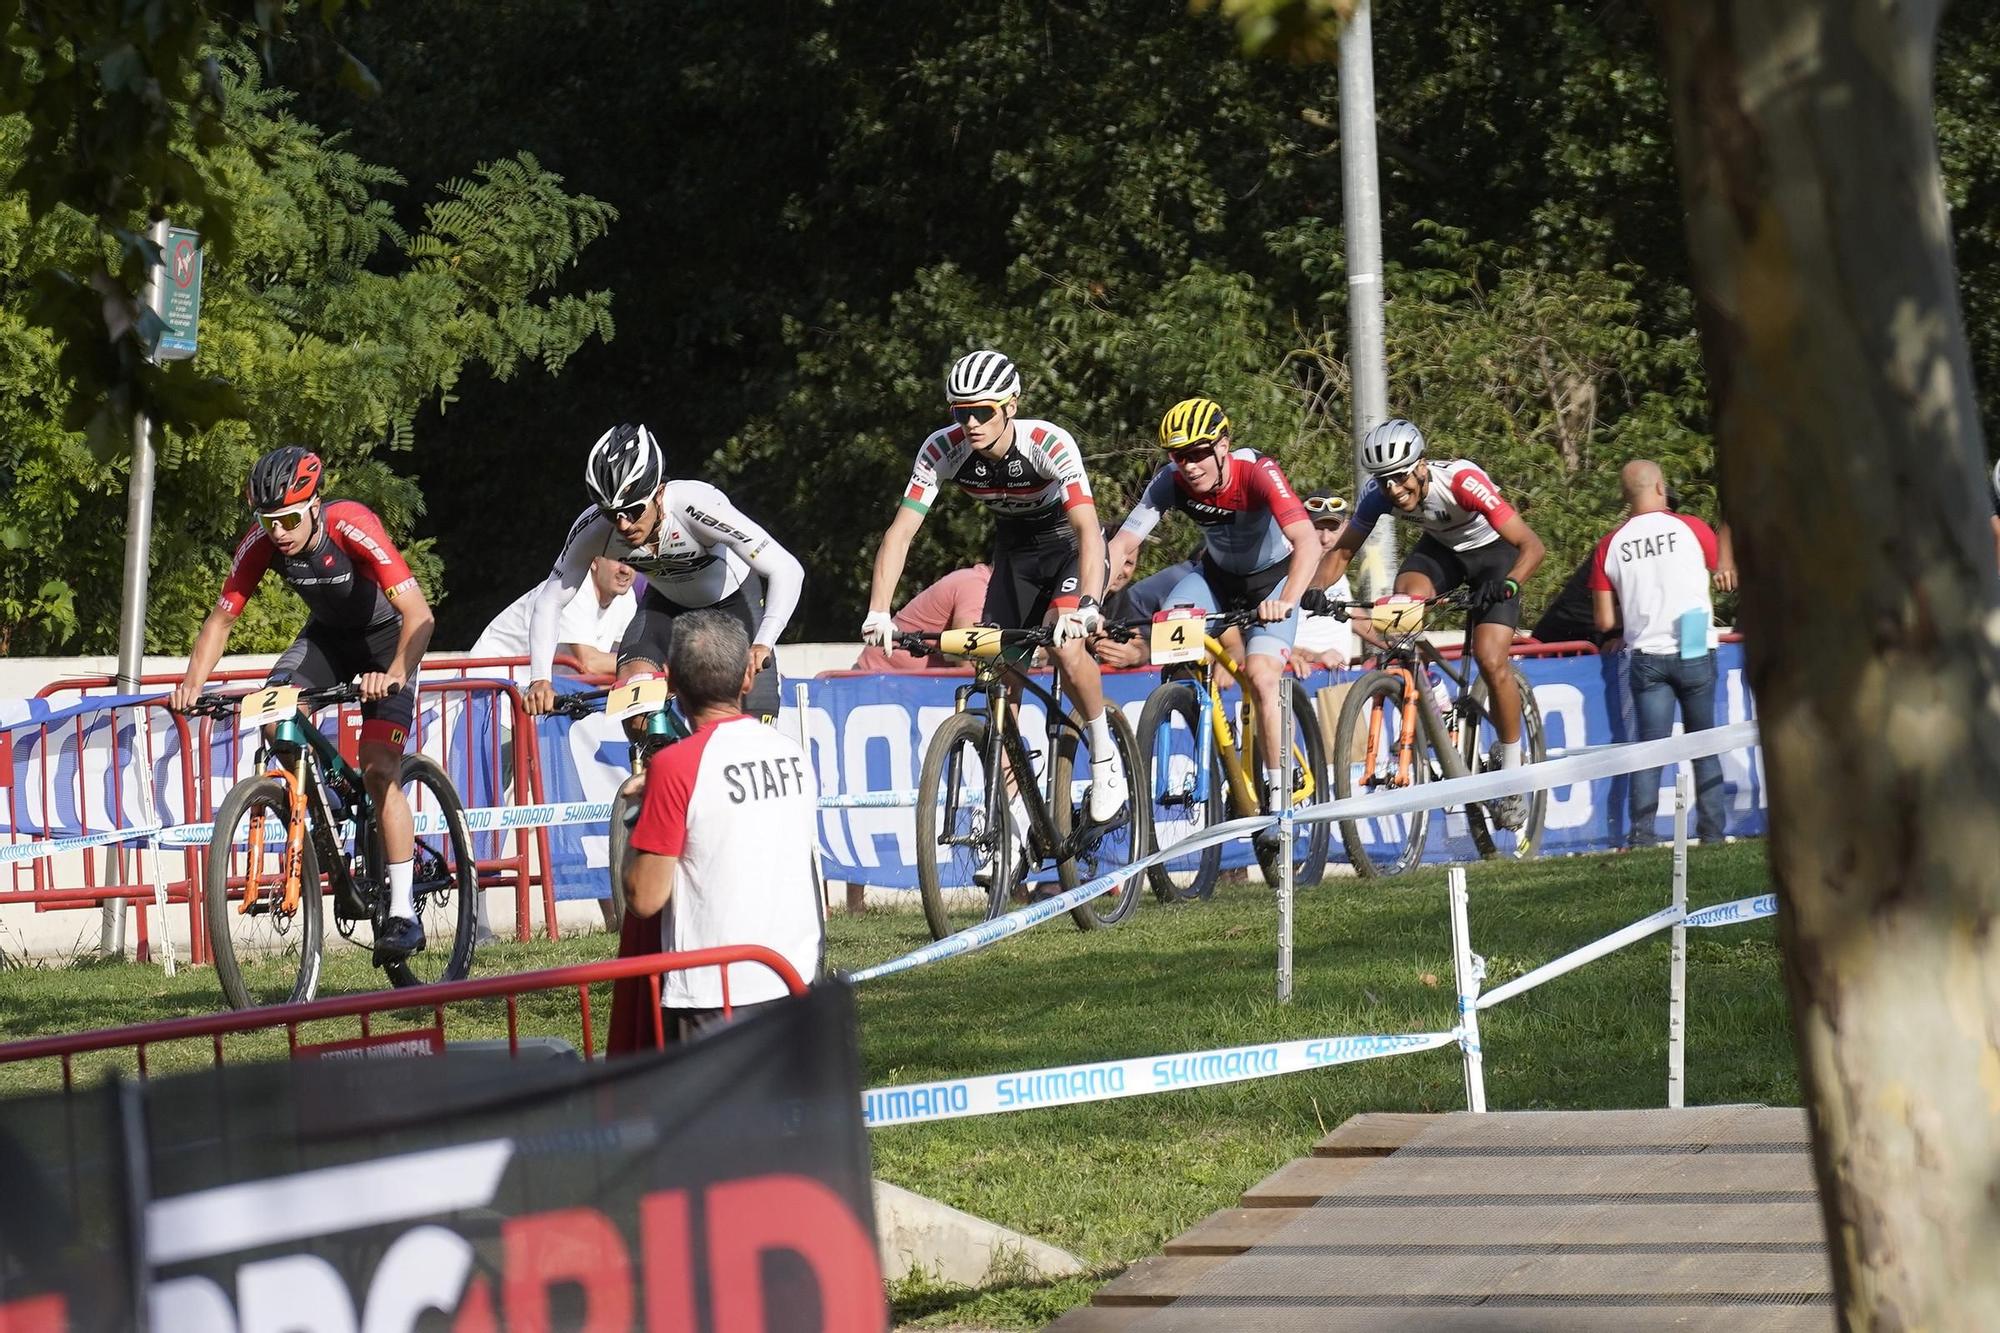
top-left (623, 608), bottom-right (824, 1042)
top-left (1591, 459), bottom-right (1727, 847)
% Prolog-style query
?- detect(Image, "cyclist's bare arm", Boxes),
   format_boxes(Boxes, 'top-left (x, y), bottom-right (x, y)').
top-left (1104, 529), bottom-right (1144, 596)
top-left (1311, 520), bottom-right (1367, 590)
top-left (171, 605), bottom-right (239, 712)
top-left (365, 583), bottom-right (433, 702)
top-left (1492, 512), bottom-right (1546, 586)
top-left (1274, 516), bottom-right (1320, 608)
top-left (1067, 501), bottom-right (1107, 603)
top-left (867, 505), bottom-right (926, 615)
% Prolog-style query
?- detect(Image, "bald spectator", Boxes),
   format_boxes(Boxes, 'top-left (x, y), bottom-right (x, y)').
top-left (852, 564), bottom-right (992, 672)
top-left (1592, 460), bottom-right (1727, 847)
top-left (623, 610), bottom-right (824, 1042)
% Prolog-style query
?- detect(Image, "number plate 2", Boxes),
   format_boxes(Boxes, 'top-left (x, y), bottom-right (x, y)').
top-left (241, 685), bottom-right (301, 728)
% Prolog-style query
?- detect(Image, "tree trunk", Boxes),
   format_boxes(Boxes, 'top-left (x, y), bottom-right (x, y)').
top-left (1651, 1), bottom-right (2000, 1326)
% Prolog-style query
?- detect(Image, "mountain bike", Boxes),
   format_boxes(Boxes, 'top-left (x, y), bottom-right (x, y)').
top-left (185, 684), bottom-right (478, 1009)
top-left (1321, 592), bottom-right (1548, 876)
top-left (548, 679), bottom-right (690, 927)
top-left (1125, 607), bottom-right (1331, 902)
top-left (896, 625), bottom-right (1152, 939)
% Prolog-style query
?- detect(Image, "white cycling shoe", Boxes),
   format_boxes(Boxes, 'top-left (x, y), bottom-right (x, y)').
top-left (1087, 756), bottom-right (1128, 824)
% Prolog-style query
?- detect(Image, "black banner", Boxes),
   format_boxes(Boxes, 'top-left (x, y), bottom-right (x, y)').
top-left (2, 982), bottom-right (881, 1332)
top-left (0, 1079), bottom-right (144, 1332)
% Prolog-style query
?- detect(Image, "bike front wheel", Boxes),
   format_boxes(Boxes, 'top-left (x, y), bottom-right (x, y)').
top-left (369, 755), bottom-right (479, 989)
top-left (1333, 669), bottom-right (1433, 878)
top-left (1051, 705), bottom-right (1152, 930)
top-left (205, 774), bottom-right (324, 1010)
top-left (915, 711), bottom-right (1012, 942)
top-left (606, 777), bottom-right (644, 928)
top-left (1136, 679), bottom-right (1224, 902)
top-left (1463, 663), bottom-right (1548, 862)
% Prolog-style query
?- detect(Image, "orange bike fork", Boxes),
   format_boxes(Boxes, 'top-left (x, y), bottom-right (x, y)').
top-left (1391, 667), bottom-right (1419, 787)
top-left (243, 762), bottom-right (310, 916)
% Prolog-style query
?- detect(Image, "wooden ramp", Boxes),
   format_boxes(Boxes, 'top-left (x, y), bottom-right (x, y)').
top-left (1048, 1107), bottom-right (1833, 1331)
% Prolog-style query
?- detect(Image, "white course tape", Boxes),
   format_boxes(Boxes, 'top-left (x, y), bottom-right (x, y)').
top-left (862, 1029), bottom-right (1460, 1128)
top-left (0, 824), bottom-right (166, 864)
top-left (1477, 893), bottom-right (1779, 1011)
top-left (846, 813), bottom-right (1270, 983)
top-left (1684, 892), bottom-right (1777, 928)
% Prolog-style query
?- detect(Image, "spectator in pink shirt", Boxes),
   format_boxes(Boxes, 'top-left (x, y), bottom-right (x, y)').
top-left (852, 564), bottom-right (993, 672)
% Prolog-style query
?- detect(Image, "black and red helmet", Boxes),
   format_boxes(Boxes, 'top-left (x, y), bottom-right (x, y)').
top-left (245, 446), bottom-right (324, 510)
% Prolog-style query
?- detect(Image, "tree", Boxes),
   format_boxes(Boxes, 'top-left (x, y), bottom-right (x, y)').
top-left (0, 56), bottom-right (616, 653)
top-left (1649, 0), bottom-right (2000, 1322)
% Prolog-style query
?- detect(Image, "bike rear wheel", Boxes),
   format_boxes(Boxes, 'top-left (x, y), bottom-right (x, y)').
top-left (915, 711), bottom-right (1012, 941)
top-left (1051, 706), bottom-right (1152, 930)
top-left (369, 755), bottom-right (479, 989)
top-left (1252, 677), bottom-right (1332, 889)
top-left (1333, 669), bottom-right (1433, 878)
top-left (1136, 679), bottom-right (1225, 902)
top-left (205, 774), bottom-right (324, 1010)
top-left (1462, 663), bottom-right (1548, 862)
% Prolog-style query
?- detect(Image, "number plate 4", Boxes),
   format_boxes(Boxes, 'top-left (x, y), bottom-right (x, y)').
top-left (1150, 609), bottom-right (1208, 666)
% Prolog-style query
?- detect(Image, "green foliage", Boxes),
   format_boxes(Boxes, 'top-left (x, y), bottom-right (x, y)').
top-left (0, 54), bottom-right (616, 654)
top-left (0, 0), bottom-right (376, 451)
top-left (59, 0), bottom-right (1992, 640)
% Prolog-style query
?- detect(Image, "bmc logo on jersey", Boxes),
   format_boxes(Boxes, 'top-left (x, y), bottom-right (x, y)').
top-left (1457, 472), bottom-right (1501, 509)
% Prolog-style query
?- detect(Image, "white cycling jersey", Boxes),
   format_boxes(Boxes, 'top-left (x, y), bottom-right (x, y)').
top-left (1348, 459), bottom-right (1518, 553)
top-left (528, 480), bottom-right (803, 681)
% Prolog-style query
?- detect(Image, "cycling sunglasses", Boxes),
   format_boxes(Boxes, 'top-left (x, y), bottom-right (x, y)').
top-left (600, 499), bottom-right (649, 524)
top-left (1304, 495), bottom-right (1348, 518)
top-left (258, 502), bottom-right (313, 535)
top-left (1168, 441), bottom-right (1219, 466)
top-left (950, 401), bottom-right (1006, 427)
top-left (1378, 466), bottom-right (1422, 488)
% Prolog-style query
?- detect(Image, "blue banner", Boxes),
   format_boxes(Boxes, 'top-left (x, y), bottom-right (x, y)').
top-left (798, 646), bottom-right (1763, 887)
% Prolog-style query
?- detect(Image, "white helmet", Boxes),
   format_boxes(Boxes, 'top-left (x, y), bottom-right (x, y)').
top-left (1991, 457), bottom-right (2000, 505)
top-left (945, 350), bottom-right (1022, 403)
top-left (1360, 418), bottom-right (1427, 475)
top-left (584, 423), bottom-right (663, 513)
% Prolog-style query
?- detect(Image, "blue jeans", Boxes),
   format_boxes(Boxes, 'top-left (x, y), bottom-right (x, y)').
top-left (1628, 650), bottom-right (1727, 845)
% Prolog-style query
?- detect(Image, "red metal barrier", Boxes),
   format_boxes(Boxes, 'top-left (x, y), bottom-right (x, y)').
top-left (12, 668), bottom-right (580, 946)
top-left (0, 945), bottom-right (807, 1090)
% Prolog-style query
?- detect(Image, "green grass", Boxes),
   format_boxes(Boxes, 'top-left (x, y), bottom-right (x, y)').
top-left (0, 842), bottom-right (1796, 1328)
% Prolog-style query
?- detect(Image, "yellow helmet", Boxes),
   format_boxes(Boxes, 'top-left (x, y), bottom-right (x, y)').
top-left (1158, 397), bottom-right (1229, 451)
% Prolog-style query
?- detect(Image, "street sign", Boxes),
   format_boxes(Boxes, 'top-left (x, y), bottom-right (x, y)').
top-left (151, 226), bottom-right (202, 361)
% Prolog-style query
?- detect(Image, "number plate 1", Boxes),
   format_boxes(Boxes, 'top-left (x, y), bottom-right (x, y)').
top-left (1150, 611), bottom-right (1207, 666)
top-left (241, 685), bottom-right (301, 729)
top-left (605, 677), bottom-right (669, 721)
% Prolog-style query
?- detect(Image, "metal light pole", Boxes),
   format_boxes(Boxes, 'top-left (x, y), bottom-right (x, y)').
top-left (102, 220), bottom-right (171, 955)
top-left (1339, 0), bottom-right (1397, 599)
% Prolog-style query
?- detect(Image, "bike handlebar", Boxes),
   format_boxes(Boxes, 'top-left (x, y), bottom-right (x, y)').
top-left (178, 682), bottom-right (374, 717)
top-left (891, 625), bottom-right (1056, 656)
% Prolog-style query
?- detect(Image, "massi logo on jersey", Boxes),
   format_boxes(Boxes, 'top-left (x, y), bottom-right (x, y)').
top-left (334, 518), bottom-right (392, 565)
top-left (688, 506), bottom-right (752, 543)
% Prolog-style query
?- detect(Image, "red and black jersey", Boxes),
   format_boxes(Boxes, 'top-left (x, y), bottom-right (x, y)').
top-left (219, 501), bottom-right (419, 629)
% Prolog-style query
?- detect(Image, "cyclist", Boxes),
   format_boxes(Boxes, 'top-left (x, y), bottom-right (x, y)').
top-left (170, 446), bottom-right (435, 960)
top-left (1308, 418), bottom-right (1546, 828)
top-left (859, 349), bottom-right (1127, 825)
top-left (1106, 397), bottom-right (1318, 841)
top-left (521, 423), bottom-right (804, 722)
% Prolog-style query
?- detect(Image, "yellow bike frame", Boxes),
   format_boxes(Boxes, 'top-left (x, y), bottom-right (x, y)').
top-left (1188, 630), bottom-right (1316, 818)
